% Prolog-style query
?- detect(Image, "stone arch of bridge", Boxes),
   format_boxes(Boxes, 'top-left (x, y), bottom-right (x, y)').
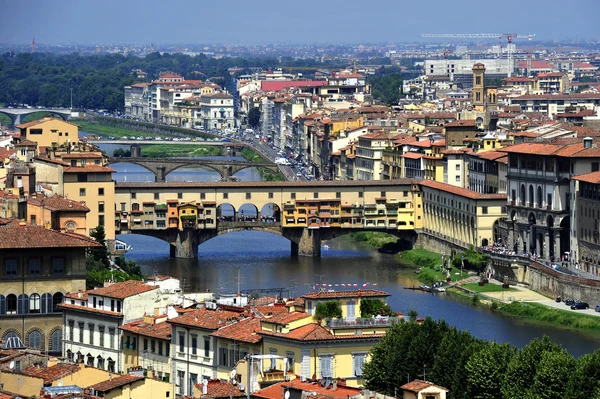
top-left (163, 163), bottom-right (225, 178)
top-left (108, 160), bottom-right (157, 176)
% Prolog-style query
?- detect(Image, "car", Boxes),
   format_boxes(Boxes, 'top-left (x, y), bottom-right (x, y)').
top-left (571, 302), bottom-right (589, 310)
top-left (595, 305), bottom-right (600, 312)
top-left (564, 299), bottom-right (575, 306)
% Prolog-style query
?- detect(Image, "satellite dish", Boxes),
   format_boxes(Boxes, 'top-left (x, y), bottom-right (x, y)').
top-left (284, 391), bottom-right (290, 399)
top-left (9, 361), bottom-right (15, 370)
top-left (230, 369), bottom-right (237, 379)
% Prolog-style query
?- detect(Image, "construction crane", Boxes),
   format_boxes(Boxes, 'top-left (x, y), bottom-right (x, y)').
top-left (420, 33), bottom-right (536, 77)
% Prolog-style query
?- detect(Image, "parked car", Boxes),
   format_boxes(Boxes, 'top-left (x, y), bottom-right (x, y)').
top-left (571, 302), bottom-right (589, 310)
top-left (564, 299), bottom-right (575, 306)
top-left (595, 305), bottom-right (600, 312)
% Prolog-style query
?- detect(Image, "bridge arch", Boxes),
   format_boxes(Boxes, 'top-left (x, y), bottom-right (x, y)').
top-left (260, 203), bottom-right (281, 222)
top-left (217, 203), bottom-right (237, 222)
top-left (108, 160), bottom-right (157, 176)
top-left (165, 163), bottom-right (225, 178)
top-left (238, 203), bottom-right (259, 221)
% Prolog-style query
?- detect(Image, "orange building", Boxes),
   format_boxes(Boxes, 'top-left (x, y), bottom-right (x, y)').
top-left (27, 194), bottom-right (89, 235)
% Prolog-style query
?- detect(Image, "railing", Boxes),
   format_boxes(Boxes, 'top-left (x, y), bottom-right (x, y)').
top-left (327, 317), bottom-right (402, 328)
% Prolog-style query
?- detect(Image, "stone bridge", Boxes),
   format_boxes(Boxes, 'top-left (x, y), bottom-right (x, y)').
top-left (108, 157), bottom-right (280, 181)
top-left (0, 107), bottom-right (71, 126)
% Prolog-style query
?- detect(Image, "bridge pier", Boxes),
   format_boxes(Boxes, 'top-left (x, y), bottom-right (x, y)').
top-left (170, 230), bottom-right (199, 259)
top-left (157, 166), bottom-right (166, 182)
top-left (291, 228), bottom-right (321, 257)
top-left (130, 144), bottom-right (142, 158)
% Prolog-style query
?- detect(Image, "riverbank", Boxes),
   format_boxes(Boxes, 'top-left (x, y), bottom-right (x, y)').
top-left (141, 144), bottom-right (223, 157)
top-left (74, 119), bottom-right (149, 138)
top-left (240, 147), bottom-right (284, 181)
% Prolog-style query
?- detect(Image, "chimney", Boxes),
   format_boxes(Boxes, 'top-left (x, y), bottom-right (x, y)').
top-left (333, 380), bottom-right (337, 391)
top-left (584, 136), bottom-right (593, 149)
top-left (77, 290), bottom-right (82, 299)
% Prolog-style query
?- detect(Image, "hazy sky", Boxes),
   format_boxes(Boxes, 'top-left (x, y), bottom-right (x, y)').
top-left (1, 0), bottom-right (599, 45)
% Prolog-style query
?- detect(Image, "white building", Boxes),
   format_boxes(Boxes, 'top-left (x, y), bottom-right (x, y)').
top-left (59, 279), bottom-right (181, 373)
top-left (199, 93), bottom-right (235, 130)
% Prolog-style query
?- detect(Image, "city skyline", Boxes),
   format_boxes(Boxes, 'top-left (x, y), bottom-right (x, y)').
top-left (1, 0), bottom-right (599, 46)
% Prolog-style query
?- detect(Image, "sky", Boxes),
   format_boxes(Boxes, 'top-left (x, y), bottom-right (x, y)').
top-left (1, 0), bottom-right (599, 45)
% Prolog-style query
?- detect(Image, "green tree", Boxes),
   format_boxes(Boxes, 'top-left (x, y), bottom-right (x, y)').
top-left (501, 336), bottom-right (563, 399)
top-left (367, 73), bottom-right (403, 104)
top-left (248, 107), bottom-right (261, 128)
top-left (88, 225), bottom-right (110, 269)
top-left (314, 300), bottom-right (342, 320)
top-left (530, 349), bottom-right (575, 399)
top-left (407, 309), bottom-right (419, 322)
top-left (565, 349), bottom-right (600, 399)
top-left (464, 342), bottom-right (515, 399)
top-left (359, 298), bottom-right (393, 317)
top-left (431, 328), bottom-right (477, 392)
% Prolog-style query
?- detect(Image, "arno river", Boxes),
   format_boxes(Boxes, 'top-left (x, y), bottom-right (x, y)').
top-left (105, 142), bottom-right (600, 357)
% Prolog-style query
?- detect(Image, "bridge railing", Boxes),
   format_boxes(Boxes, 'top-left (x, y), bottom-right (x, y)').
top-left (326, 316), bottom-right (402, 329)
top-left (218, 221), bottom-right (281, 229)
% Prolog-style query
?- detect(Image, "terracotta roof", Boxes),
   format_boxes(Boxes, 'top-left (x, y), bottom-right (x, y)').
top-left (210, 317), bottom-right (262, 344)
top-left (537, 72), bottom-right (567, 78)
top-left (63, 165), bottom-right (116, 173)
top-left (473, 151), bottom-right (507, 161)
top-left (400, 380), bottom-right (449, 393)
top-left (0, 148), bottom-right (16, 159)
top-left (0, 392), bottom-right (14, 399)
top-left (259, 323), bottom-right (384, 342)
top-left (513, 93), bottom-right (600, 101)
top-left (445, 119), bottom-right (477, 127)
top-left (22, 363), bottom-right (80, 383)
top-left (86, 280), bottom-right (158, 299)
top-left (499, 141), bottom-right (600, 158)
top-left (419, 180), bottom-right (507, 200)
top-left (116, 179), bottom-right (416, 190)
top-left (573, 171), bottom-right (600, 184)
top-left (17, 118), bottom-right (79, 129)
top-left (57, 302), bottom-right (123, 317)
top-left (0, 219), bottom-right (100, 249)
top-left (120, 319), bottom-right (172, 340)
top-left (33, 156), bottom-right (69, 166)
top-left (65, 290), bottom-right (90, 300)
top-left (253, 380), bottom-right (362, 399)
top-left (196, 379), bottom-right (246, 399)
top-left (15, 139), bottom-right (37, 147)
top-left (169, 308), bottom-right (244, 330)
top-left (402, 153), bottom-right (425, 159)
top-left (28, 194), bottom-right (90, 212)
top-left (60, 152), bottom-right (103, 159)
top-left (90, 374), bottom-right (144, 392)
top-left (302, 289), bottom-right (390, 300)
top-left (262, 311), bottom-right (311, 325)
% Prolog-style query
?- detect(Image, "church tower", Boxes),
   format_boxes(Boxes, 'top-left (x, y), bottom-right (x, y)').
top-left (472, 63), bottom-right (486, 112)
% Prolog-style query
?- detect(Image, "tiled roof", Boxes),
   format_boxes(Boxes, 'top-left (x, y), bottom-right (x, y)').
top-left (573, 171), bottom-right (600, 184)
top-left (57, 302), bottom-right (123, 317)
top-left (261, 81), bottom-right (327, 91)
top-left (499, 141), bottom-right (600, 158)
top-left (22, 363), bottom-right (80, 383)
top-left (0, 392), bottom-right (14, 399)
top-left (116, 179), bottom-right (416, 189)
top-left (0, 219), bottom-right (100, 249)
top-left (210, 317), bottom-right (262, 343)
top-left (402, 152), bottom-right (425, 159)
top-left (33, 156), bottom-right (69, 166)
top-left (302, 289), bottom-right (390, 300)
top-left (120, 319), bottom-right (172, 340)
top-left (15, 139), bottom-right (38, 147)
top-left (250, 305), bottom-right (289, 316)
top-left (473, 151), bottom-right (507, 161)
top-left (169, 308), bottom-right (244, 330)
top-left (419, 180), bottom-right (507, 200)
top-left (445, 119), bottom-right (477, 127)
top-left (0, 148), bottom-right (16, 159)
top-left (513, 93), bottom-right (600, 101)
top-left (262, 311), bottom-right (311, 325)
top-left (65, 290), bottom-right (90, 300)
top-left (195, 379), bottom-right (246, 399)
top-left (60, 152), bottom-right (104, 159)
top-left (253, 380), bottom-right (362, 399)
top-left (259, 323), bottom-right (384, 342)
top-left (86, 280), bottom-right (158, 299)
top-left (400, 379), bottom-right (449, 393)
top-left (89, 374), bottom-right (144, 392)
top-left (63, 165), bottom-right (116, 173)
top-left (28, 194), bottom-right (90, 212)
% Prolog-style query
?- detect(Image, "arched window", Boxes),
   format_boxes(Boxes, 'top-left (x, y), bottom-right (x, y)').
top-left (66, 349), bottom-right (74, 362)
top-left (4, 331), bottom-right (19, 341)
top-left (107, 358), bottom-right (115, 372)
top-left (65, 221), bottom-right (77, 232)
top-left (53, 293), bottom-right (64, 312)
top-left (41, 293), bottom-right (52, 314)
top-left (17, 294), bottom-right (29, 314)
top-left (50, 329), bottom-right (62, 354)
top-left (6, 294), bottom-right (17, 314)
top-left (86, 354), bottom-right (94, 367)
top-left (537, 186), bottom-right (543, 208)
top-left (529, 185), bottom-right (534, 207)
top-left (28, 330), bottom-right (42, 349)
top-left (97, 356), bottom-right (105, 370)
top-left (29, 293), bottom-right (40, 314)
top-left (520, 184), bottom-right (526, 206)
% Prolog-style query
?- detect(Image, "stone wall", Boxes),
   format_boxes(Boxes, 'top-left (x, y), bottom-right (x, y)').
top-left (414, 231), bottom-right (468, 256)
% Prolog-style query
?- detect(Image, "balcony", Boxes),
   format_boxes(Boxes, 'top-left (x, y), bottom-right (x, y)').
top-left (327, 316), bottom-right (402, 329)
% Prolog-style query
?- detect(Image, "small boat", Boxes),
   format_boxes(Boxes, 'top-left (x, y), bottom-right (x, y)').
top-left (419, 285), bottom-right (432, 292)
top-left (322, 244), bottom-right (330, 250)
top-left (433, 287), bottom-right (446, 293)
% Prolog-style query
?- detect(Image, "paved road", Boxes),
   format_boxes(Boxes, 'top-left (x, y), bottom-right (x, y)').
top-left (538, 300), bottom-right (600, 317)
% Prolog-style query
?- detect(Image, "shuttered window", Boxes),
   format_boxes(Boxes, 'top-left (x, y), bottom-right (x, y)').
top-left (320, 355), bottom-right (333, 378)
top-left (353, 354), bottom-right (366, 377)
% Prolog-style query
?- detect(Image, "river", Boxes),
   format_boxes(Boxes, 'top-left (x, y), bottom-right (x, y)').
top-left (118, 231), bottom-right (600, 357)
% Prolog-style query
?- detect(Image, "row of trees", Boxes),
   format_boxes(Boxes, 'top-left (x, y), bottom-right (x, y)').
top-left (364, 317), bottom-right (600, 399)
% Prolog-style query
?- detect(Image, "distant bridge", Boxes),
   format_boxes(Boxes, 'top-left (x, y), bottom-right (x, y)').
top-left (92, 140), bottom-right (245, 147)
top-left (108, 157), bottom-right (280, 181)
top-left (0, 108), bottom-right (71, 126)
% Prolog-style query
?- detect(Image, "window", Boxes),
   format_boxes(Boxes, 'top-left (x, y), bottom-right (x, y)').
top-left (482, 207), bottom-right (488, 214)
top-left (68, 320), bottom-right (75, 340)
top-left (31, 214), bottom-right (37, 225)
top-left (380, 191), bottom-right (386, 198)
top-left (178, 193), bottom-right (183, 199)
top-left (456, 164), bottom-right (460, 170)
top-left (117, 300), bottom-right (121, 313)
top-left (204, 337), bottom-right (210, 357)
top-left (79, 188), bottom-right (86, 196)
top-left (29, 258), bottom-right (41, 275)
top-left (189, 373), bottom-right (198, 396)
top-left (98, 201), bottom-right (105, 213)
top-left (191, 335), bottom-right (197, 355)
top-left (223, 193), bottom-right (228, 199)
top-left (593, 162), bottom-right (599, 172)
top-left (53, 293), bottom-right (63, 312)
top-left (149, 339), bottom-right (156, 353)
top-left (88, 324), bottom-right (95, 345)
top-left (28, 330), bottom-right (42, 349)
top-left (108, 328), bottom-right (115, 349)
top-left (77, 173), bottom-right (87, 182)
top-left (291, 193), bottom-right (296, 199)
top-left (219, 347), bottom-right (228, 366)
top-left (5, 259), bottom-right (17, 276)
top-left (97, 356), bottom-right (104, 370)
top-left (98, 214), bottom-right (105, 226)
top-left (179, 332), bottom-right (185, 353)
top-left (166, 341), bottom-right (170, 357)
top-left (358, 192), bottom-right (363, 198)
top-left (177, 371), bottom-right (185, 395)
top-left (353, 354), bottom-right (366, 377)
top-left (98, 326), bottom-right (105, 347)
top-left (320, 355), bottom-right (333, 378)
top-left (6, 294), bottom-right (16, 314)
top-left (158, 341), bottom-right (163, 356)
top-left (78, 322), bottom-right (84, 343)
top-left (29, 294), bottom-right (40, 313)
top-left (51, 329), bottom-right (62, 354)
top-left (314, 192), bottom-right (319, 199)
top-left (52, 258), bottom-right (65, 274)
top-left (154, 192), bottom-right (160, 200)
top-left (108, 358), bottom-right (115, 373)
top-left (269, 192), bottom-right (274, 199)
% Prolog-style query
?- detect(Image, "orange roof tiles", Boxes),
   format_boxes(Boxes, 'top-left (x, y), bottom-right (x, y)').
top-left (0, 219), bottom-right (100, 249)
top-left (87, 280), bottom-right (158, 299)
top-left (259, 323), bottom-right (384, 342)
top-left (33, 156), bottom-right (69, 166)
top-left (63, 165), bottom-right (116, 173)
top-left (28, 194), bottom-right (89, 212)
top-left (253, 380), bottom-right (362, 399)
top-left (90, 374), bottom-right (144, 392)
top-left (169, 308), bottom-right (244, 330)
top-left (262, 311), bottom-right (311, 325)
top-left (15, 139), bottom-right (38, 147)
top-left (60, 152), bottom-right (104, 159)
top-left (402, 152), bottom-right (425, 159)
top-left (419, 180), bottom-right (507, 200)
top-left (196, 379), bottom-right (246, 399)
top-left (573, 171), bottom-right (600, 184)
top-left (302, 289), bottom-right (389, 300)
top-left (210, 317), bottom-right (262, 343)
top-left (401, 380), bottom-right (448, 393)
top-left (120, 319), bottom-right (172, 340)
top-left (22, 363), bottom-right (80, 383)
top-left (445, 119), bottom-right (477, 127)
top-left (473, 151), bottom-right (507, 161)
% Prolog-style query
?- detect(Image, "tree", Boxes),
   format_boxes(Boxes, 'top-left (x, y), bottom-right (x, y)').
top-left (431, 328), bottom-right (477, 392)
top-left (314, 300), bottom-right (342, 320)
top-left (464, 342), bottom-right (515, 399)
top-left (88, 225), bottom-right (110, 269)
top-left (501, 336), bottom-right (563, 399)
top-left (367, 73), bottom-right (403, 104)
top-left (360, 298), bottom-right (393, 317)
top-left (564, 349), bottom-right (600, 399)
top-left (530, 349), bottom-right (575, 399)
top-left (248, 107), bottom-right (260, 128)
top-left (407, 309), bottom-right (419, 322)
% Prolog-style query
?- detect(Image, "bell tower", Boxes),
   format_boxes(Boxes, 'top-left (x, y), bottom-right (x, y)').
top-left (472, 63), bottom-right (486, 112)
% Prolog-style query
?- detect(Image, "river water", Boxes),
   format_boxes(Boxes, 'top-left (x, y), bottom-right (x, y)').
top-left (95, 133), bottom-right (600, 356)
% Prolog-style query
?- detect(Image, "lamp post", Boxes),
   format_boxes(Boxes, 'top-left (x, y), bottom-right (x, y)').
top-left (70, 88), bottom-right (73, 110)
top-left (461, 255), bottom-right (465, 277)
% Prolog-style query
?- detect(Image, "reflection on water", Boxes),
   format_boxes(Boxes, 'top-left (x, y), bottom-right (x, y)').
top-left (119, 231), bottom-right (600, 356)
top-left (110, 163), bottom-right (264, 182)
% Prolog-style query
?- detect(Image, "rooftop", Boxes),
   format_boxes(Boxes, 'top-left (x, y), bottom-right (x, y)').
top-left (119, 319), bottom-right (172, 340)
top-left (28, 194), bottom-right (90, 212)
top-left (400, 379), bottom-right (449, 393)
top-left (195, 379), bottom-right (246, 399)
top-left (210, 317), bottom-right (262, 343)
top-left (573, 171), bottom-right (600, 184)
top-left (169, 307), bottom-right (244, 330)
top-left (0, 219), bottom-right (100, 249)
top-left (21, 363), bottom-right (80, 383)
top-left (86, 280), bottom-right (158, 299)
top-left (253, 379), bottom-right (362, 399)
top-left (89, 374), bottom-right (144, 392)
top-left (419, 180), bottom-right (507, 200)
top-left (302, 289), bottom-right (389, 300)
top-left (259, 323), bottom-right (384, 342)
top-left (262, 311), bottom-right (312, 325)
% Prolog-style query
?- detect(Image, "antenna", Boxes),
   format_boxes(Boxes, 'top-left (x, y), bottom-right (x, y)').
top-left (31, 38), bottom-right (35, 53)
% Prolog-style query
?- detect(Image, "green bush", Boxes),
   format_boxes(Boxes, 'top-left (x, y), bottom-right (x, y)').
top-left (397, 249), bottom-right (442, 268)
top-left (452, 246), bottom-right (488, 271)
top-left (314, 300), bottom-right (343, 320)
top-left (360, 298), bottom-right (393, 317)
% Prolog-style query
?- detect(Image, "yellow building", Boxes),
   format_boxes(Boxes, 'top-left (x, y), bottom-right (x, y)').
top-left (301, 289), bottom-right (390, 320)
top-left (120, 314), bottom-right (172, 382)
top-left (16, 117), bottom-right (80, 150)
top-left (63, 160), bottom-right (116, 240)
top-left (0, 219), bottom-right (99, 352)
top-left (27, 193), bottom-right (90, 235)
top-left (89, 373), bottom-right (173, 399)
top-left (178, 201), bottom-right (200, 230)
